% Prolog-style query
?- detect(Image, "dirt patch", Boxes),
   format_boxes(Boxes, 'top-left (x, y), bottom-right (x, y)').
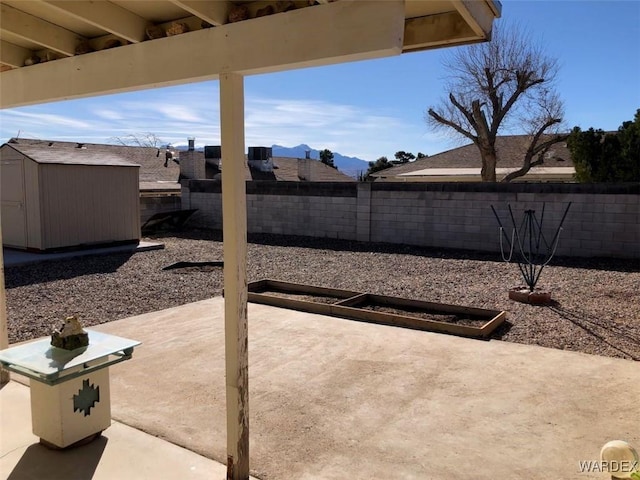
top-left (359, 304), bottom-right (488, 327)
top-left (261, 290), bottom-right (344, 305)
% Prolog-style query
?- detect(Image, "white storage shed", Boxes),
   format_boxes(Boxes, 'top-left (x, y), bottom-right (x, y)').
top-left (1, 141), bottom-right (140, 251)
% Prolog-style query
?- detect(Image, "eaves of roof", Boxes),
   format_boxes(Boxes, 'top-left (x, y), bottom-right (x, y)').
top-left (373, 134), bottom-right (574, 178)
top-left (2, 142), bottom-right (138, 167)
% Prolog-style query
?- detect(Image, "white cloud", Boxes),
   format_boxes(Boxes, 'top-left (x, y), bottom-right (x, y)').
top-left (2, 110), bottom-right (92, 131)
top-left (93, 109), bottom-right (123, 121)
top-left (155, 105), bottom-right (203, 123)
top-left (0, 87), bottom-right (444, 161)
top-left (243, 95), bottom-right (430, 160)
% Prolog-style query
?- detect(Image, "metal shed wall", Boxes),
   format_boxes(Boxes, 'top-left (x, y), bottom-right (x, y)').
top-left (38, 163), bottom-right (140, 250)
top-left (1, 148), bottom-right (41, 249)
top-left (1, 146), bottom-right (140, 251)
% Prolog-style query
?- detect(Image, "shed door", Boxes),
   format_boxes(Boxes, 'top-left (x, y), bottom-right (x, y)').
top-left (1, 159), bottom-right (27, 247)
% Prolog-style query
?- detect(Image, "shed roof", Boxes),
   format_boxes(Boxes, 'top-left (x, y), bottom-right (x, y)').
top-left (4, 139), bottom-right (182, 186)
top-left (2, 141), bottom-right (138, 167)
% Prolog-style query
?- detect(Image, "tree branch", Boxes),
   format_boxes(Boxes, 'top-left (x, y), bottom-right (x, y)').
top-left (491, 72), bottom-right (545, 135)
top-left (425, 23), bottom-right (565, 182)
top-left (484, 67), bottom-right (502, 121)
top-left (448, 93), bottom-right (478, 130)
top-left (501, 119), bottom-right (567, 182)
top-left (427, 108), bottom-right (478, 144)
top-left (472, 100), bottom-right (491, 140)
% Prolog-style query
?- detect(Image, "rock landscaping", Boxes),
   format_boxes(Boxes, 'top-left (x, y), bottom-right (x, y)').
top-left (4, 229), bottom-right (639, 361)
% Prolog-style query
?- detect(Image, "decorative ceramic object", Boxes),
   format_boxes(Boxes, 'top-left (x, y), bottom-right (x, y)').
top-left (51, 316), bottom-right (89, 350)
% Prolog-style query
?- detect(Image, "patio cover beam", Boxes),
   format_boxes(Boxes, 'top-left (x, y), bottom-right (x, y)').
top-left (0, 0), bottom-right (405, 109)
top-left (403, 11), bottom-right (478, 52)
top-left (0, 3), bottom-right (82, 57)
top-left (0, 0), bottom-right (501, 477)
top-left (220, 72), bottom-right (249, 480)
top-left (0, 223), bottom-right (8, 384)
top-left (451, 0), bottom-right (496, 38)
top-left (0, 40), bottom-right (31, 68)
top-left (42, 0), bottom-right (149, 44)
top-left (169, 0), bottom-right (232, 27)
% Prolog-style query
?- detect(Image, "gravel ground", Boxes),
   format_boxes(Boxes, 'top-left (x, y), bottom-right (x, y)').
top-left (5, 229), bottom-right (640, 361)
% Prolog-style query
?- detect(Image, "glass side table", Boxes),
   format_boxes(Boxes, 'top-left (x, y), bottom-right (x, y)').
top-left (0, 329), bottom-right (140, 448)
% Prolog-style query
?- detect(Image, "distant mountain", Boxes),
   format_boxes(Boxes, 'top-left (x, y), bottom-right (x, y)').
top-left (272, 144), bottom-right (368, 178)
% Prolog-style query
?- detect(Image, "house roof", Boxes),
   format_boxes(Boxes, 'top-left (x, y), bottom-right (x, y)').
top-left (396, 167), bottom-right (577, 183)
top-left (191, 151), bottom-right (353, 182)
top-left (267, 157), bottom-right (354, 182)
top-left (4, 138), bottom-right (181, 190)
top-left (373, 135), bottom-right (574, 179)
top-left (4, 139), bottom-right (353, 188)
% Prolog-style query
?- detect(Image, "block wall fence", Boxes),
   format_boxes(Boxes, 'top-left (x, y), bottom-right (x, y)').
top-left (140, 193), bottom-right (181, 223)
top-left (181, 181), bottom-right (639, 259)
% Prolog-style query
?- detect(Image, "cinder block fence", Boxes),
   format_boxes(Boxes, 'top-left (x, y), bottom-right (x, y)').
top-left (181, 181), bottom-right (639, 259)
top-left (140, 192), bottom-right (181, 223)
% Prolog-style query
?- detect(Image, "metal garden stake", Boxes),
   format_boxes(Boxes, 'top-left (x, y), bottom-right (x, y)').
top-left (491, 202), bottom-right (571, 293)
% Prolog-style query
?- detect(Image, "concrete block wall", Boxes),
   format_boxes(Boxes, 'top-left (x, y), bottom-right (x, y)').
top-left (139, 194), bottom-right (181, 222)
top-left (181, 190), bottom-right (222, 229)
top-left (183, 180), bottom-right (639, 259)
top-left (184, 181), bottom-right (358, 239)
top-left (368, 183), bottom-right (639, 258)
top-left (371, 189), bottom-right (557, 252)
top-left (248, 194), bottom-right (357, 238)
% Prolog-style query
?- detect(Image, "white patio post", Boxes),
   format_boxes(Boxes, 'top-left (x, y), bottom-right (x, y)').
top-left (0, 220), bottom-right (9, 384)
top-left (220, 72), bottom-right (249, 480)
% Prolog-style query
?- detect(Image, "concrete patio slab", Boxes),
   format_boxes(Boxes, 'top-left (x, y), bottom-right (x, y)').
top-left (75, 297), bottom-right (638, 480)
top-left (0, 382), bottom-right (239, 480)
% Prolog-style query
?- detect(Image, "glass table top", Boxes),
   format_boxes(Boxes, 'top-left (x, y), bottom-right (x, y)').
top-left (0, 329), bottom-right (140, 378)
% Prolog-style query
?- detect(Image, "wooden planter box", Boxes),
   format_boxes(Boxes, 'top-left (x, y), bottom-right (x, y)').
top-left (248, 279), bottom-right (360, 315)
top-left (248, 280), bottom-right (506, 339)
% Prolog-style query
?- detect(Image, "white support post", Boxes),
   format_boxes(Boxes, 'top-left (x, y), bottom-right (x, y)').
top-left (0, 220), bottom-right (9, 384)
top-left (220, 72), bottom-right (249, 480)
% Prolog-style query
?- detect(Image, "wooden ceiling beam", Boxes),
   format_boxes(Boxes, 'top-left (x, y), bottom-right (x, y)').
top-left (0, 0), bottom-right (405, 108)
top-left (0, 3), bottom-right (82, 56)
top-left (451, 0), bottom-right (496, 38)
top-left (42, 0), bottom-right (149, 43)
top-left (0, 40), bottom-right (32, 68)
top-left (403, 11), bottom-right (480, 53)
top-left (169, 0), bottom-right (232, 26)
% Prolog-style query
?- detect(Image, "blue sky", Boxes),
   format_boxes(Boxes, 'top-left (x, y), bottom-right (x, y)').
top-left (1, 1), bottom-right (638, 163)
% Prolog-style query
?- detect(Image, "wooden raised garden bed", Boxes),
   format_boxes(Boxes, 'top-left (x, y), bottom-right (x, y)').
top-left (248, 279), bottom-right (361, 316)
top-left (248, 280), bottom-right (506, 339)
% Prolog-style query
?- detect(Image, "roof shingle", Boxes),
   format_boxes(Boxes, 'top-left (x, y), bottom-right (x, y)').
top-left (374, 135), bottom-right (573, 178)
top-left (5, 138), bottom-right (183, 189)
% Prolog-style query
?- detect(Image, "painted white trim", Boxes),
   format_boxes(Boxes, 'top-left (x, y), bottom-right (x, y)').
top-left (0, 3), bottom-right (81, 56)
top-left (169, 0), bottom-right (232, 26)
top-left (0, 1), bottom-right (405, 108)
top-left (220, 72), bottom-right (249, 480)
top-left (44, 1), bottom-right (148, 43)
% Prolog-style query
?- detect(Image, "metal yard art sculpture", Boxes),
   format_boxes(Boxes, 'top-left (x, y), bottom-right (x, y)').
top-left (491, 202), bottom-right (571, 304)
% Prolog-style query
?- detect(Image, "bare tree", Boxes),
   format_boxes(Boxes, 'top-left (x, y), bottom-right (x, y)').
top-left (108, 132), bottom-right (164, 148)
top-left (427, 24), bottom-right (567, 182)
